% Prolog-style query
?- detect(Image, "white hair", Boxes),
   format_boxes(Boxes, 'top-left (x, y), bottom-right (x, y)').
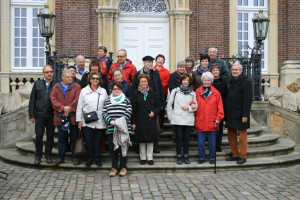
top-left (177, 61), bottom-right (186, 68)
top-left (232, 62), bottom-right (243, 70)
top-left (209, 47), bottom-right (218, 54)
top-left (118, 49), bottom-right (127, 56)
top-left (201, 72), bottom-right (214, 83)
top-left (76, 55), bottom-right (85, 60)
top-left (62, 69), bottom-right (72, 76)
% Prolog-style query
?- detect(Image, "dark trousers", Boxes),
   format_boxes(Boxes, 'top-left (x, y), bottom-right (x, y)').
top-left (216, 120), bottom-right (224, 149)
top-left (83, 127), bottom-right (104, 162)
top-left (35, 116), bottom-right (54, 158)
top-left (174, 125), bottom-right (191, 157)
top-left (108, 134), bottom-right (127, 169)
top-left (57, 125), bottom-right (78, 160)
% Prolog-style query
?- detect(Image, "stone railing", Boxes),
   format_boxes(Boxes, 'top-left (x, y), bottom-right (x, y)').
top-left (9, 72), bottom-right (43, 92)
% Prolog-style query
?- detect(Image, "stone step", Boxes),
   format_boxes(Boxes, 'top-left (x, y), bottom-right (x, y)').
top-left (16, 137), bottom-right (293, 161)
top-left (33, 133), bottom-right (279, 149)
top-left (1, 145), bottom-right (300, 172)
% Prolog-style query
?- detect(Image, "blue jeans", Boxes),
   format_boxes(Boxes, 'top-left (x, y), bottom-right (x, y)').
top-left (196, 131), bottom-right (216, 161)
top-left (174, 125), bottom-right (191, 157)
top-left (57, 125), bottom-right (78, 160)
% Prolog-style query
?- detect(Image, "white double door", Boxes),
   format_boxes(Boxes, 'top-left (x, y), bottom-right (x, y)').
top-left (118, 14), bottom-right (169, 71)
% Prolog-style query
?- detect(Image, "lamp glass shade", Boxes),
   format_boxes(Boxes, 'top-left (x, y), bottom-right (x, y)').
top-left (37, 5), bottom-right (56, 38)
top-left (252, 10), bottom-right (270, 41)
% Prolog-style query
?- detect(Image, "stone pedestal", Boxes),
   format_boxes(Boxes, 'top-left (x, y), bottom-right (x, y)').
top-left (280, 60), bottom-right (300, 92)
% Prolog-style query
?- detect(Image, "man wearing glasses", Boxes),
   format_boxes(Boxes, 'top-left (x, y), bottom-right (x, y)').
top-left (107, 49), bottom-right (137, 85)
top-left (29, 65), bottom-right (55, 165)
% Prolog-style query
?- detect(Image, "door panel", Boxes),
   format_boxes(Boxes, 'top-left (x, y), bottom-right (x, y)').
top-left (118, 17), bottom-right (169, 71)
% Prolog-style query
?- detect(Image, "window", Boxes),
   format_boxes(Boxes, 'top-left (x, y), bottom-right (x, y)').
top-left (237, 0), bottom-right (268, 72)
top-left (11, 0), bottom-right (46, 71)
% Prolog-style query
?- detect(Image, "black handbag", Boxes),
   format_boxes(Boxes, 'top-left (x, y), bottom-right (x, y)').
top-left (83, 93), bottom-right (100, 124)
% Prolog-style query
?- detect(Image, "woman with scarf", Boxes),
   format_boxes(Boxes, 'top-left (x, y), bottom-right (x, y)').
top-left (131, 74), bottom-right (160, 165)
top-left (169, 61), bottom-right (187, 93)
top-left (103, 81), bottom-right (132, 177)
top-left (184, 56), bottom-right (195, 77)
top-left (195, 72), bottom-right (224, 164)
top-left (192, 54), bottom-right (211, 90)
top-left (166, 74), bottom-right (197, 165)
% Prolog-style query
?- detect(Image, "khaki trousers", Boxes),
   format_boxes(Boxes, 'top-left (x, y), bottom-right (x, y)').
top-left (227, 128), bottom-right (248, 158)
top-left (139, 143), bottom-right (154, 161)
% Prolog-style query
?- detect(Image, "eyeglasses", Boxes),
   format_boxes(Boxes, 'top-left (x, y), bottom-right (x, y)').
top-left (43, 71), bottom-right (53, 74)
top-left (117, 55), bottom-right (125, 58)
top-left (91, 77), bottom-right (100, 80)
top-left (112, 88), bottom-right (121, 91)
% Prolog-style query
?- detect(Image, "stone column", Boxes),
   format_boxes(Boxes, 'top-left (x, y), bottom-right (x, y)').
top-left (96, 8), bottom-right (120, 54)
top-left (229, 0), bottom-right (238, 57)
top-left (0, 0), bottom-right (11, 93)
top-left (168, 10), bottom-right (192, 72)
top-left (280, 61), bottom-right (300, 92)
top-left (268, 0), bottom-right (279, 87)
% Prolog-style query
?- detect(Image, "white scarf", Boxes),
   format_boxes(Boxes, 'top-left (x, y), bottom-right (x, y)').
top-left (110, 92), bottom-right (126, 105)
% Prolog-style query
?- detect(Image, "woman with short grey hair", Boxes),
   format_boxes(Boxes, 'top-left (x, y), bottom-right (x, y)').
top-left (169, 61), bottom-right (187, 93)
top-left (195, 72), bottom-right (224, 164)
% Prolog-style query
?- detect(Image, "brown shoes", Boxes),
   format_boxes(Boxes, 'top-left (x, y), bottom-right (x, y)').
top-left (119, 168), bottom-right (127, 177)
top-left (109, 168), bottom-right (118, 177)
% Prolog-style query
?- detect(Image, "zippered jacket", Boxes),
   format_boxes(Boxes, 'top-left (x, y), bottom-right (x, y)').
top-left (29, 79), bottom-right (55, 118)
top-left (50, 82), bottom-right (81, 126)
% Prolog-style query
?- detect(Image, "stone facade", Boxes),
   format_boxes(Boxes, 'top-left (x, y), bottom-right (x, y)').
top-left (0, 105), bottom-right (34, 148)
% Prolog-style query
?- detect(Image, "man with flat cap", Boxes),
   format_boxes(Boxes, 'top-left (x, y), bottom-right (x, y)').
top-left (132, 55), bottom-right (165, 153)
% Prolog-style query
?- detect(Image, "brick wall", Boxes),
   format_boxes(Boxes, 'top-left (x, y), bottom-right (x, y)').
top-left (278, 0), bottom-right (288, 74)
top-left (278, 0), bottom-right (300, 74)
top-left (55, 0), bottom-right (98, 56)
top-left (189, 0), bottom-right (230, 61)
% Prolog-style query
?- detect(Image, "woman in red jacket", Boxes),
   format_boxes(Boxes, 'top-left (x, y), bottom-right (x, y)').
top-left (195, 72), bottom-right (224, 164)
top-left (154, 54), bottom-right (170, 143)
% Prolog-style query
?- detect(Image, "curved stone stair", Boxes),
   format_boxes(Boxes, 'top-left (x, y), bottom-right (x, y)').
top-left (1, 123), bottom-right (300, 171)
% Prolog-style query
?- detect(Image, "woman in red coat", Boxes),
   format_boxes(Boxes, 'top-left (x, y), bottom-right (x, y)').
top-left (195, 72), bottom-right (224, 164)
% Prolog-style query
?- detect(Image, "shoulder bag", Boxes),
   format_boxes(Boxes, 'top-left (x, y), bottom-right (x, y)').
top-left (83, 93), bottom-right (100, 124)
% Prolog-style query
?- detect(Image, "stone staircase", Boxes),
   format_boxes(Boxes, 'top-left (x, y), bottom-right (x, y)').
top-left (0, 122), bottom-right (300, 172)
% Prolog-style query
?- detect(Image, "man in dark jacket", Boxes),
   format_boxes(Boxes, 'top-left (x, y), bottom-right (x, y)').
top-left (132, 56), bottom-right (165, 153)
top-left (29, 65), bottom-right (55, 165)
top-left (208, 47), bottom-right (230, 82)
top-left (225, 63), bottom-right (252, 165)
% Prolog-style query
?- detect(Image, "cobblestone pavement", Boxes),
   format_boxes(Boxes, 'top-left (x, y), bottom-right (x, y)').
top-left (0, 161), bottom-right (300, 200)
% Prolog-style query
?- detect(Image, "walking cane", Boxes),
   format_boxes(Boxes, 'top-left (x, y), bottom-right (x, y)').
top-left (214, 121), bottom-right (218, 174)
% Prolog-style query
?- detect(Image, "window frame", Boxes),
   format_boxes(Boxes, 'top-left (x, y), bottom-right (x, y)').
top-left (237, 0), bottom-right (269, 72)
top-left (11, 1), bottom-right (46, 72)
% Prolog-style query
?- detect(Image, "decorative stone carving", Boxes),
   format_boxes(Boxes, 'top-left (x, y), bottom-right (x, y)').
top-left (283, 92), bottom-right (300, 112)
top-left (119, 0), bottom-right (167, 12)
top-left (287, 78), bottom-right (300, 93)
top-left (0, 82), bottom-right (33, 114)
top-left (264, 87), bottom-right (284, 107)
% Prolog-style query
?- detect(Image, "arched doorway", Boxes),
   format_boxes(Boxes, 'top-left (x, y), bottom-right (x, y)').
top-left (118, 0), bottom-right (169, 70)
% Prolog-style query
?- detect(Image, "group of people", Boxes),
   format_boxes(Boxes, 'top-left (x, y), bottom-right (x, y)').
top-left (29, 46), bottom-right (253, 177)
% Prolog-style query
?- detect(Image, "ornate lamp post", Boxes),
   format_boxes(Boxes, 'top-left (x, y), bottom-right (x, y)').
top-left (251, 10), bottom-right (270, 100)
top-left (37, 4), bottom-right (56, 64)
